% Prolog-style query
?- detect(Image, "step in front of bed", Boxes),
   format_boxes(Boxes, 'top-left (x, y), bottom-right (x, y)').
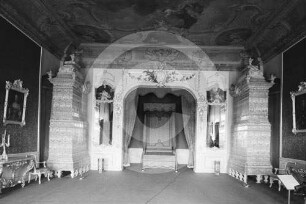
top-left (142, 153), bottom-right (176, 170)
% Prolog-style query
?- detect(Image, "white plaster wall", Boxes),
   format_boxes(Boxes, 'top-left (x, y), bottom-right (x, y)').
top-left (88, 67), bottom-right (231, 173)
top-left (83, 31), bottom-right (236, 173)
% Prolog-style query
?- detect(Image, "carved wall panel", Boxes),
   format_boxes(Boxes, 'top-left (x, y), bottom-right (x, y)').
top-left (88, 67), bottom-right (230, 173)
top-left (84, 33), bottom-right (232, 173)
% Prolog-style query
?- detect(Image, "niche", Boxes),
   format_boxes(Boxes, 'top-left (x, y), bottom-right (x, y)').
top-left (206, 86), bottom-right (226, 148)
top-left (96, 83), bottom-right (114, 145)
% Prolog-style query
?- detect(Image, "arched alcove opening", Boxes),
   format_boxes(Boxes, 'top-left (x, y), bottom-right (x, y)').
top-left (123, 87), bottom-right (196, 169)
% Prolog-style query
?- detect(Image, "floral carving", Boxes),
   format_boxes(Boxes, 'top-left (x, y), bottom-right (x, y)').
top-left (129, 69), bottom-right (195, 87)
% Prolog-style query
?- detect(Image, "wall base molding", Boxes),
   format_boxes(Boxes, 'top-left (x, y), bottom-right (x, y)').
top-left (279, 157), bottom-right (306, 168)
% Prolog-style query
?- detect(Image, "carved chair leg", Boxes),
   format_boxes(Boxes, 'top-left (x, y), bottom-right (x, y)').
top-left (47, 172), bottom-right (50, 181)
top-left (278, 180), bottom-right (282, 191)
top-left (57, 171), bottom-right (62, 178)
top-left (38, 173), bottom-right (41, 184)
top-left (21, 179), bottom-right (25, 188)
top-left (28, 174), bottom-right (31, 183)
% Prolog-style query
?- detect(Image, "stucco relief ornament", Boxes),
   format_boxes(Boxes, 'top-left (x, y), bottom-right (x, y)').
top-left (198, 93), bottom-right (206, 103)
top-left (128, 62), bottom-right (195, 87)
top-left (113, 91), bottom-right (123, 117)
top-left (197, 103), bottom-right (207, 122)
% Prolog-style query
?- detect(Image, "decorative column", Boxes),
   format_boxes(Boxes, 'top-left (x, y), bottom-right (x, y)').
top-left (228, 58), bottom-right (272, 184)
top-left (47, 61), bottom-right (90, 178)
top-left (194, 94), bottom-right (208, 172)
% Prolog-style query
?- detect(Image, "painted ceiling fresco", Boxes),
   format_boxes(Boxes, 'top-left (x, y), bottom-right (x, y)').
top-left (0, 0), bottom-right (305, 61)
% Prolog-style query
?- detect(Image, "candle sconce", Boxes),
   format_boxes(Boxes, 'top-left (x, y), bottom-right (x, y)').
top-left (0, 130), bottom-right (10, 160)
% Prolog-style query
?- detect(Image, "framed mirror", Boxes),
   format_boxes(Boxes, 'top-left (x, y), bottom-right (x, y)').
top-left (291, 82), bottom-right (306, 134)
top-left (3, 80), bottom-right (29, 126)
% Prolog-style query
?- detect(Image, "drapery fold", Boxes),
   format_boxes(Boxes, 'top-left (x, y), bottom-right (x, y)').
top-left (170, 113), bottom-right (176, 150)
top-left (181, 96), bottom-right (195, 168)
top-left (123, 91), bottom-right (139, 167)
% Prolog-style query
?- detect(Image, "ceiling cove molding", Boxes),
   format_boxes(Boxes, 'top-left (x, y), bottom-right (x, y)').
top-left (80, 43), bottom-right (244, 71)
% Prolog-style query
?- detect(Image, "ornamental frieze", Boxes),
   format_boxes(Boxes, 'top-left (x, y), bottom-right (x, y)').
top-left (128, 69), bottom-right (195, 87)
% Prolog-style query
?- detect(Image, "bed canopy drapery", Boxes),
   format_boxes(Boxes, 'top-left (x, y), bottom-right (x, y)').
top-left (123, 89), bottom-right (196, 168)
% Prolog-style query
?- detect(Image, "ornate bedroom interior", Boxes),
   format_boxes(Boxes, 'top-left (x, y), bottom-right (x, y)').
top-left (0, 0), bottom-right (305, 203)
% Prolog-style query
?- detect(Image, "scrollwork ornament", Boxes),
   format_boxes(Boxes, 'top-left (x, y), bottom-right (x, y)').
top-left (298, 82), bottom-right (306, 92)
top-left (128, 69), bottom-right (195, 87)
top-left (5, 81), bottom-right (12, 89)
top-left (114, 91), bottom-right (123, 102)
top-left (197, 103), bottom-right (207, 122)
top-left (198, 93), bottom-right (206, 103)
top-left (114, 104), bottom-right (122, 116)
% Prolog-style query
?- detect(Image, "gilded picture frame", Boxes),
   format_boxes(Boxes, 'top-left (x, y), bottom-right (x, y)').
top-left (3, 79), bottom-right (29, 126)
top-left (291, 82), bottom-right (306, 134)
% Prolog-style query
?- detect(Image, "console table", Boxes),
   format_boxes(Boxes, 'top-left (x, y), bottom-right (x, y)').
top-left (0, 156), bottom-right (34, 193)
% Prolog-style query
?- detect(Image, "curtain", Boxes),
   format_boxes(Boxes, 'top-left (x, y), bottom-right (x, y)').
top-left (123, 91), bottom-right (139, 167)
top-left (170, 113), bottom-right (176, 150)
top-left (99, 103), bottom-right (110, 145)
top-left (181, 96), bottom-right (195, 168)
